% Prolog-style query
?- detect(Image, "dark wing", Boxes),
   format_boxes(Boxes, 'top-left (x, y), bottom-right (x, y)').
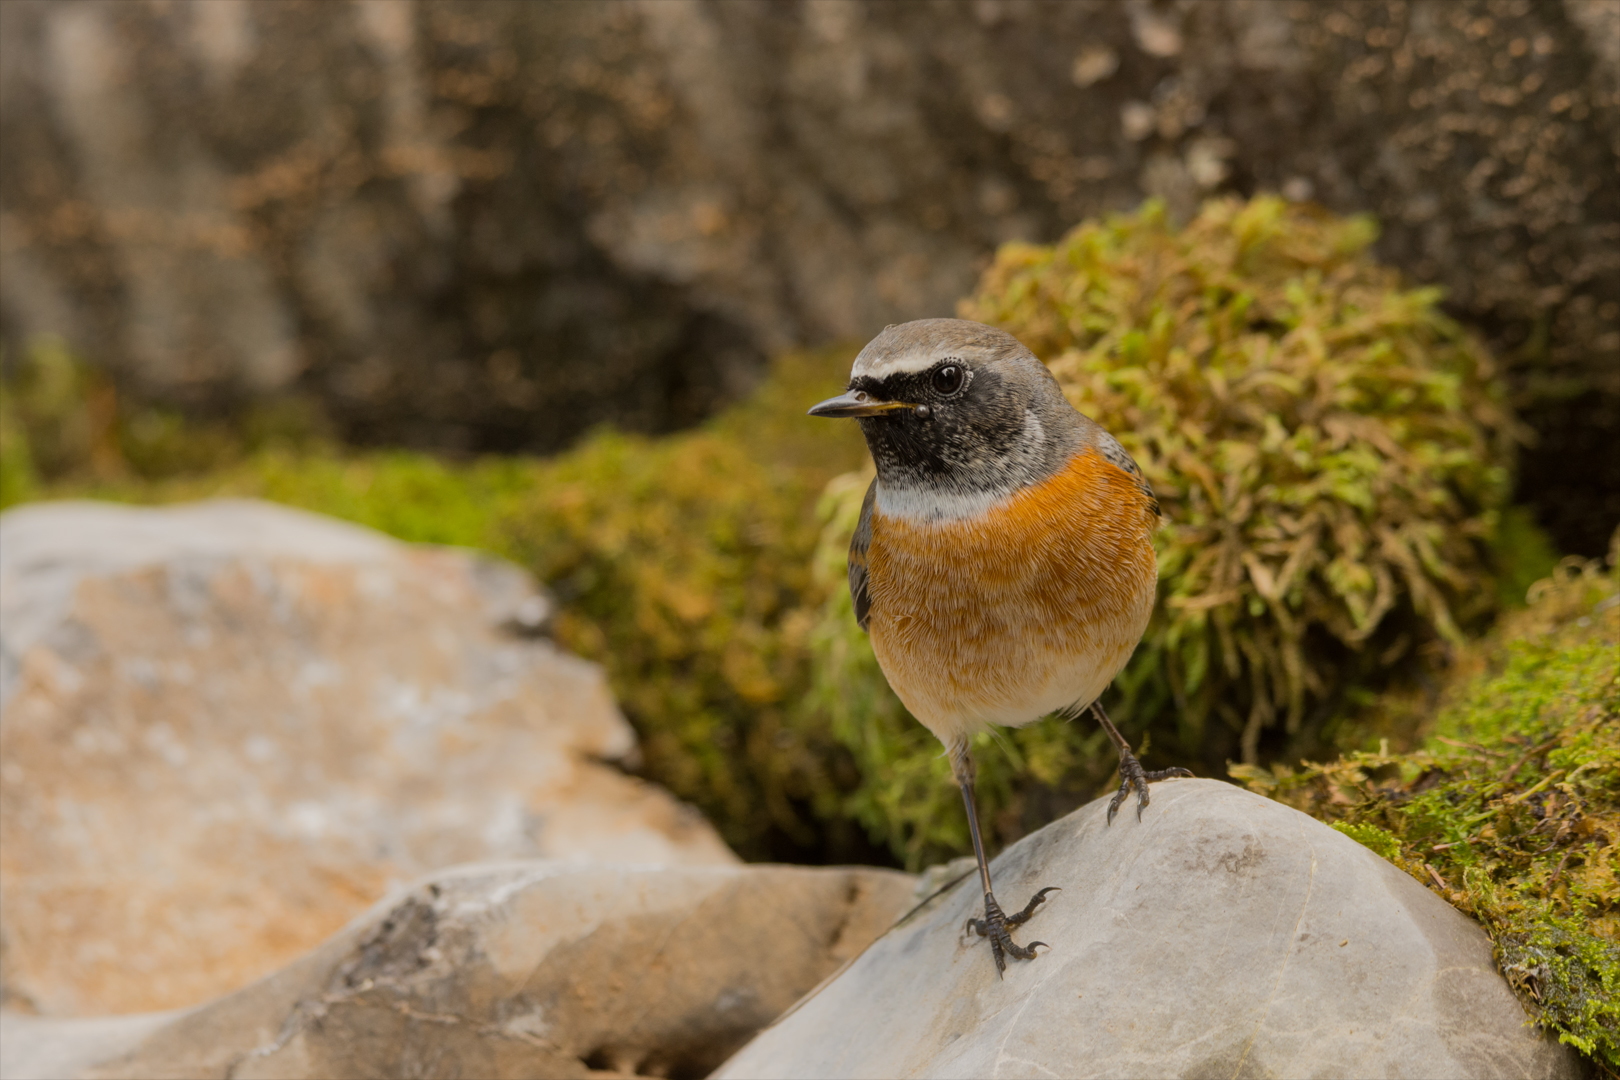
top-left (848, 478), bottom-right (877, 632)
top-left (1095, 431), bottom-right (1160, 518)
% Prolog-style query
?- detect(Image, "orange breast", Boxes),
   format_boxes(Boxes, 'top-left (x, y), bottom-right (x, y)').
top-left (865, 448), bottom-right (1159, 743)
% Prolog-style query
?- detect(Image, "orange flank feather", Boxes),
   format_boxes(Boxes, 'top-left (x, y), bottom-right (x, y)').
top-left (866, 447), bottom-right (1160, 744)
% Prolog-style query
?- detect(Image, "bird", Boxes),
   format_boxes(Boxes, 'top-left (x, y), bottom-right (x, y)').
top-left (808, 317), bottom-right (1190, 976)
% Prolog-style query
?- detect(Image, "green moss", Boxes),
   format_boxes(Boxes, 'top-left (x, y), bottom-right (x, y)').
top-left (962, 196), bottom-right (1523, 765)
top-left (812, 195), bottom-right (1533, 867)
top-left (1330, 821), bottom-right (1402, 860)
top-left (0, 334), bottom-right (344, 505)
top-left (1494, 504), bottom-right (1563, 610)
top-left (0, 386), bottom-right (38, 511)
top-left (1231, 543), bottom-right (1620, 1068)
top-left (498, 347), bottom-right (870, 860)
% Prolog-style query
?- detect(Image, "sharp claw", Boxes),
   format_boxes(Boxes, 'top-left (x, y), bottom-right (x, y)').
top-left (973, 888), bottom-right (1057, 974)
top-left (1107, 749), bottom-right (1193, 826)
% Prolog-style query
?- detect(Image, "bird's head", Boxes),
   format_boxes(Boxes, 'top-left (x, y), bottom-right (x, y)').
top-left (808, 319), bottom-right (1085, 518)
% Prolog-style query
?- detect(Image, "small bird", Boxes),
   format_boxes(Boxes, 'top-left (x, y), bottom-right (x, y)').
top-left (809, 318), bottom-right (1190, 976)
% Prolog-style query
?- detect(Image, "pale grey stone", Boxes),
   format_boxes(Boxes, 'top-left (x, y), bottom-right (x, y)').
top-left (717, 780), bottom-right (1580, 1080)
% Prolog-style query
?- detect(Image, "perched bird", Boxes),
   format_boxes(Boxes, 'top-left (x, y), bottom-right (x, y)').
top-left (809, 318), bottom-right (1190, 975)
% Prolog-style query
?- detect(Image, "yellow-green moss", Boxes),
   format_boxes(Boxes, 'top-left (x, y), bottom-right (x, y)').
top-left (496, 347), bottom-right (870, 859)
top-left (0, 386), bottom-right (37, 510)
top-left (1232, 542), bottom-right (1620, 1068)
top-left (1329, 821), bottom-right (1402, 860)
top-left (808, 196), bottom-right (1556, 867)
top-left (961, 195), bottom-right (1532, 765)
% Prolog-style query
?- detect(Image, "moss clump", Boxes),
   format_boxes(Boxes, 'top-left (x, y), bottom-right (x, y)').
top-left (812, 195), bottom-right (1544, 868)
top-left (1329, 821), bottom-right (1402, 861)
top-left (0, 384), bottom-right (37, 510)
top-left (498, 347), bottom-right (871, 860)
top-left (962, 195), bottom-right (1529, 766)
top-left (1232, 542), bottom-right (1620, 1068)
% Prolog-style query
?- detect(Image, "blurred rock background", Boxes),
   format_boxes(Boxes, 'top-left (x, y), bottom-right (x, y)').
top-left (1, 0), bottom-right (1616, 553)
top-left (2, 3), bottom-right (1617, 1065)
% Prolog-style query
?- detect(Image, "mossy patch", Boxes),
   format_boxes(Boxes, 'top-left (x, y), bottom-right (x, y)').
top-left (961, 195), bottom-right (1531, 767)
top-left (1329, 821), bottom-right (1402, 860)
top-left (496, 346), bottom-right (872, 860)
top-left (811, 195), bottom-right (1553, 868)
top-left (1232, 544), bottom-right (1620, 1068)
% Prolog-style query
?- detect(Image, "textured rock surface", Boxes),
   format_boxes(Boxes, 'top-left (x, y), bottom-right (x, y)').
top-left (0, 499), bottom-right (735, 1017)
top-left (1, 1), bottom-right (1615, 549)
top-left (717, 780), bottom-right (1581, 1080)
top-left (0, 861), bottom-right (917, 1080)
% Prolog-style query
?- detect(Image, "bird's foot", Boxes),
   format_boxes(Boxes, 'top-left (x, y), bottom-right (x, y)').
top-left (1107, 749), bottom-right (1193, 825)
top-left (967, 887), bottom-right (1059, 976)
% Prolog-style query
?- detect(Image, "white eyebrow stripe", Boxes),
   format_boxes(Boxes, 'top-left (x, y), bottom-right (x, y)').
top-left (851, 351), bottom-right (945, 380)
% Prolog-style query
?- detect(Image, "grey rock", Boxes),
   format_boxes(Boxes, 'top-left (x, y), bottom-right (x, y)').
top-left (0, 861), bottom-right (917, 1080)
top-left (716, 780), bottom-right (1580, 1080)
top-left (0, 498), bottom-right (397, 709)
top-left (0, 499), bottom-right (736, 1017)
top-left (0, 1013), bottom-right (177, 1080)
top-left (1, 1), bottom-right (1615, 550)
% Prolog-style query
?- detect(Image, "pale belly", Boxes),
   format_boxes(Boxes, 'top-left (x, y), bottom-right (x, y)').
top-left (864, 452), bottom-right (1158, 745)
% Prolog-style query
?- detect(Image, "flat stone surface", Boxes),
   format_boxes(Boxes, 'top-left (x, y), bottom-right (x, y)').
top-left (0, 500), bottom-right (736, 1017)
top-left (717, 779), bottom-right (1581, 1080)
top-left (0, 861), bottom-right (917, 1080)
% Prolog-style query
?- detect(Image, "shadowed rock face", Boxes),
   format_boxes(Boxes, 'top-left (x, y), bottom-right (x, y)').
top-left (1, 0), bottom-right (1616, 549)
top-left (716, 780), bottom-right (1582, 1080)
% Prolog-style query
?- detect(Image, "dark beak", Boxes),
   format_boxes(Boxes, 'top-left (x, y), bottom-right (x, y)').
top-left (807, 389), bottom-right (915, 418)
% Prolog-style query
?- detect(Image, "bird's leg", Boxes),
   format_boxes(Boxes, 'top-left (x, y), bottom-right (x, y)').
top-left (1091, 701), bottom-right (1193, 825)
top-left (953, 738), bottom-right (1059, 976)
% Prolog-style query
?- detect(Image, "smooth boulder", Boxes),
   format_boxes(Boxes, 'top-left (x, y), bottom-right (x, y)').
top-left (0, 499), bottom-right (736, 1017)
top-left (717, 779), bottom-right (1580, 1080)
top-left (0, 861), bottom-right (917, 1080)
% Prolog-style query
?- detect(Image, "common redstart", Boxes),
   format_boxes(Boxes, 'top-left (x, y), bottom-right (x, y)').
top-left (809, 318), bottom-right (1190, 976)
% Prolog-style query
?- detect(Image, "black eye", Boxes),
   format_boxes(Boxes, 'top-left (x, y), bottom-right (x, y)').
top-left (932, 364), bottom-right (965, 395)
